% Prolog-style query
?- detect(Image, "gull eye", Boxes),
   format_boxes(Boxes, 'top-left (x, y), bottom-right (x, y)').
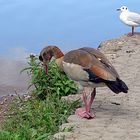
top-left (126, 7), bottom-right (127, 10)
top-left (122, 7), bottom-right (124, 9)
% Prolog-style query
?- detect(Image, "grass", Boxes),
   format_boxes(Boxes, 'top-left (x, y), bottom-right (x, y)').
top-left (0, 94), bottom-right (79, 140)
top-left (0, 55), bottom-right (80, 140)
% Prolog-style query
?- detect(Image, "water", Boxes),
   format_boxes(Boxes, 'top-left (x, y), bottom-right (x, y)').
top-left (0, 0), bottom-right (140, 58)
top-left (0, 0), bottom-right (140, 96)
top-left (0, 58), bottom-right (29, 97)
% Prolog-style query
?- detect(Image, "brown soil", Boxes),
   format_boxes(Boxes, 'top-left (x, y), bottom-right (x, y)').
top-left (0, 95), bottom-right (14, 129)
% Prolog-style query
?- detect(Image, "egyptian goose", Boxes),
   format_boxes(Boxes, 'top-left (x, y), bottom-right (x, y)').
top-left (39, 46), bottom-right (128, 119)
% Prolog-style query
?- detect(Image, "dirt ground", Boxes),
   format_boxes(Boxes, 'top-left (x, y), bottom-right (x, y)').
top-left (0, 95), bottom-right (14, 128)
top-left (54, 34), bottom-right (140, 140)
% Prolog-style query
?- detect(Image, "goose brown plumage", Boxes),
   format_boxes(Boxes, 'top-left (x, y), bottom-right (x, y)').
top-left (39, 45), bottom-right (128, 119)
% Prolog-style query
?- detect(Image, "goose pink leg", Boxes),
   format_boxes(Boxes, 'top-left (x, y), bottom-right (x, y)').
top-left (75, 88), bottom-right (96, 119)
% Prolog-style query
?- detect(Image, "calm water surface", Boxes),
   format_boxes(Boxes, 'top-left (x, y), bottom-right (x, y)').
top-left (0, 0), bottom-right (140, 59)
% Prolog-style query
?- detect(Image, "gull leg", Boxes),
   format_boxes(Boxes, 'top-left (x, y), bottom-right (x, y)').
top-left (127, 26), bottom-right (134, 36)
top-left (132, 26), bottom-right (134, 35)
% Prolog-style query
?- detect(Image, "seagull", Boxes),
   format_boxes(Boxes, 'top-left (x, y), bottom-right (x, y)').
top-left (39, 46), bottom-right (128, 119)
top-left (117, 6), bottom-right (140, 36)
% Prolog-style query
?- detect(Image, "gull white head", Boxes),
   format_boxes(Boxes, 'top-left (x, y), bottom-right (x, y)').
top-left (117, 6), bottom-right (129, 12)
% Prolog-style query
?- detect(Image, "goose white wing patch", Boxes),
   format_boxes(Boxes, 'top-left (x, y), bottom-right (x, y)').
top-left (62, 61), bottom-right (89, 81)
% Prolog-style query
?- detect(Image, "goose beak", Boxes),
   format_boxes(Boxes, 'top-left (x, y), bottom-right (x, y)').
top-left (44, 64), bottom-right (48, 74)
top-left (43, 62), bottom-right (48, 74)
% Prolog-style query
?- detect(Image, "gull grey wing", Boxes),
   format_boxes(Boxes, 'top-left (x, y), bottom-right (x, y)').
top-left (127, 12), bottom-right (140, 24)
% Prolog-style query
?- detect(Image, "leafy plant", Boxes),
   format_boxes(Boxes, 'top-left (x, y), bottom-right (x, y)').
top-left (22, 55), bottom-right (78, 99)
top-left (0, 54), bottom-right (80, 140)
top-left (0, 94), bottom-right (80, 140)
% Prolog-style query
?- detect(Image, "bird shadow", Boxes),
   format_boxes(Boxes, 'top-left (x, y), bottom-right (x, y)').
top-left (92, 100), bottom-right (136, 119)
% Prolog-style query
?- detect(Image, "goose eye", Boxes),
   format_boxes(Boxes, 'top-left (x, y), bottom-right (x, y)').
top-left (39, 55), bottom-right (43, 61)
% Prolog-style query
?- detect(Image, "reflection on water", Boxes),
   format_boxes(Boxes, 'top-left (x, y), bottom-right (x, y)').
top-left (0, 57), bottom-right (29, 97)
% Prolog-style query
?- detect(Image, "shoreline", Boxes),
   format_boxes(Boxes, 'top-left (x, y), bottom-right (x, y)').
top-left (0, 57), bottom-right (29, 98)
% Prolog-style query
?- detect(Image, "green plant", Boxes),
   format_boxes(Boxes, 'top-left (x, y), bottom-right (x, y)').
top-left (0, 94), bottom-right (80, 140)
top-left (0, 55), bottom-right (80, 140)
top-left (22, 55), bottom-right (78, 99)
